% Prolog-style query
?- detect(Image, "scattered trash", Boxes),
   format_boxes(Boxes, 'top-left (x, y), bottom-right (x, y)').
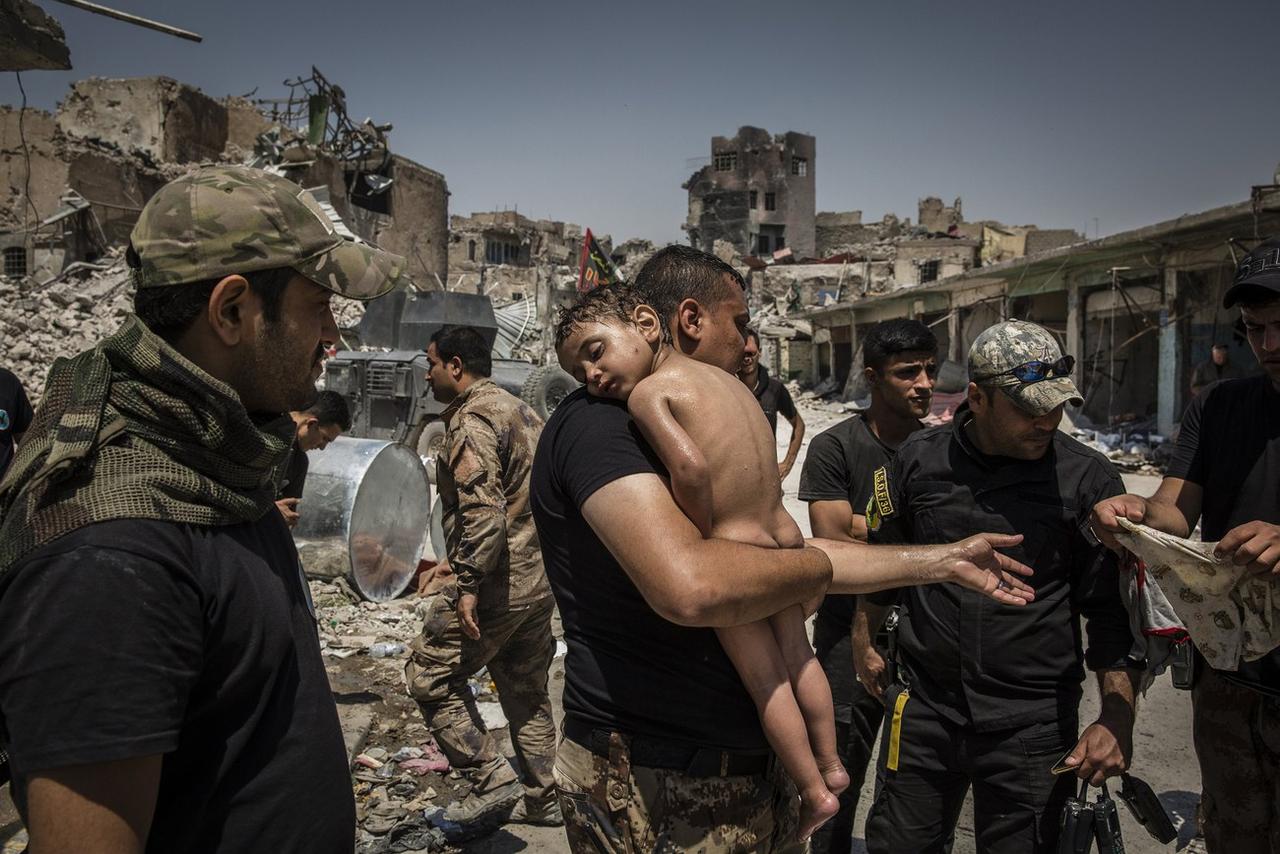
top-left (354, 753), bottom-right (385, 769)
top-left (369, 642), bottom-right (407, 658)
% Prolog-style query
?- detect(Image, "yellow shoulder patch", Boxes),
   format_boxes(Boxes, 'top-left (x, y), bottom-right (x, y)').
top-left (867, 466), bottom-right (894, 532)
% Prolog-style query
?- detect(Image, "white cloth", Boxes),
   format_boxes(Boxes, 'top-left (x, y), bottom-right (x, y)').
top-left (1115, 518), bottom-right (1280, 671)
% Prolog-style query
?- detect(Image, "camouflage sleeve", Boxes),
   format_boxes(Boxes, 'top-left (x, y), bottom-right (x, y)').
top-left (445, 413), bottom-right (509, 596)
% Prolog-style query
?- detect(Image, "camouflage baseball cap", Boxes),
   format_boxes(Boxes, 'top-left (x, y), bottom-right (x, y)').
top-left (129, 165), bottom-right (404, 300)
top-left (968, 320), bottom-right (1083, 416)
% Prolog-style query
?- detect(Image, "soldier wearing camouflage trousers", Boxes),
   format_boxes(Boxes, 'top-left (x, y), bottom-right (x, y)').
top-left (406, 325), bottom-right (560, 828)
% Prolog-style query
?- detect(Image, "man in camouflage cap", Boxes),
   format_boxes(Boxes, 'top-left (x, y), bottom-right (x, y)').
top-left (0, 165), bottom-right (403, 854)
top-left (861, 320), bottom-right (1141, 854)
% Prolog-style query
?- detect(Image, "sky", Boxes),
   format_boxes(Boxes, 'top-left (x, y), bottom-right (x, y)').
top-left (6, 0), bottom-right (1279, 246)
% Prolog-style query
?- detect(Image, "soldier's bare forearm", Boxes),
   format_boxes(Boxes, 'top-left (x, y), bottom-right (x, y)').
top-left (852, 600), bottom-right (889, 652)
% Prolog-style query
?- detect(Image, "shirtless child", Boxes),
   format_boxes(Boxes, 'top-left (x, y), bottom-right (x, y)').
top-left (555, 285), bottom-right (847, 839)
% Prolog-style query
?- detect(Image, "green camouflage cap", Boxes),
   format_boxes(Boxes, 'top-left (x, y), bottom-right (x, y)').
top-left (968, 320), bottom-right (1083, 416)
top-left (129, 165), bottom-right (404, 300)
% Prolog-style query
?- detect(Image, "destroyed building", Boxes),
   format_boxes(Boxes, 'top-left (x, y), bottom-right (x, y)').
top-left (0, 71), bottom-right (450, 401)
top-left (0, 72), bottom-right (449, 290)
top-left (800, 187), bottom-right (1280, 444)
top-left (446, 210), bottom-right (602, 303)
top-left (683, 126), bottom-right (815, 259)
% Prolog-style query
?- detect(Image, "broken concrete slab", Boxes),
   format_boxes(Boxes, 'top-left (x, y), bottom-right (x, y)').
top-left (0, 0), bottom-right (71, 71)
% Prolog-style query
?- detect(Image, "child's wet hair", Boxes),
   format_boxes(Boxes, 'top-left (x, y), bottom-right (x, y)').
top-left (555, 285), bottom-right (662, 350)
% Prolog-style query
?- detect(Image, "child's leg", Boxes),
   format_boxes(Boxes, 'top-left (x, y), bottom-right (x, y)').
top-left (769, 604), bottom-right (850, 795)
top-left (717, 621), bottom-right (839, 840)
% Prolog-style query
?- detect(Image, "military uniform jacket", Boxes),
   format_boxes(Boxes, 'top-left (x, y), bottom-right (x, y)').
top-left (867, 406), bottom-right (1135, 731)
top-left (437, 378), bottom-right (549, 610)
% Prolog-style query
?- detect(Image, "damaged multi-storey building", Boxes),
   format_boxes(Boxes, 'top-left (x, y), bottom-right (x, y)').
top-left (0, 70), bottom-right (451, 398)
top-left (0, 72), bottom-right (449, 289)
top-left (446, 210), bottom-right (600, 302)
top-left (800, 182), bottom-right (1280, 442)
top-left (683, 126), bottom-right (816, 259)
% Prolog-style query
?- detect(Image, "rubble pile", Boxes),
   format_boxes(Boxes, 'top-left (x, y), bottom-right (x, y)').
top-left (0, 249), bottom-right (133, 401)
top-left (308, 576), bottom-right (565, 852)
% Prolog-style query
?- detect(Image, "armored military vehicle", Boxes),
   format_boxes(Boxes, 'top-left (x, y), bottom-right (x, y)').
top-left (323, 290), bottom-right (577, 479)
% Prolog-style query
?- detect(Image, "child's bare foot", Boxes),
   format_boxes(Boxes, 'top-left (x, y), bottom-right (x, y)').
top-left (818, 757), bottom-right (850, 796)
top-left (798, 787), bottom-right (840, 841)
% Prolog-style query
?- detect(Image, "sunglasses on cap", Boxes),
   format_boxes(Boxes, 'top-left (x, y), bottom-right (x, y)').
top-left (974, 355), bottom-right (1075, 384)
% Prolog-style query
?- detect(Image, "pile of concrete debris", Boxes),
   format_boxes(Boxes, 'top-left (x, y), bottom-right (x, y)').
top-left (310, 575), bottom-right (565, 853)
top-left (0, 249), bottom-right (132, 402)
top-left (0, 247), bottom-right (367, 404)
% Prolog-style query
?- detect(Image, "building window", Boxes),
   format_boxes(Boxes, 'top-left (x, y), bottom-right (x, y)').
top-left (3, 246), bottom-right (26, 277)
top-left (757, 234), bottom-right (771, 255)
top-left (749, 190), bottom-right (758, 209)
top-left (486, 240), bottom-right (519, 265)
top-left (919, 260), bottom-right (940, 283)
top-left (467, 240), bottom-right (476, 262)
top-left (776, 233), bottom-right (786, 249)
top-left (791, 156), bottom-right (808, 177)
top-left (764, 192), bottom-right (777, 212)
top-left (713, 151), bottom-right (738, 172)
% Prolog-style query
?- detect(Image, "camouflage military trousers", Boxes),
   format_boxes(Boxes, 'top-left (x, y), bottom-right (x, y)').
top-left (553, 733), bottom-right (804, 853)
top-left (1192, 664), bottom-right (1280, 853)
top-left (405, 591), bottom-right (557, 803)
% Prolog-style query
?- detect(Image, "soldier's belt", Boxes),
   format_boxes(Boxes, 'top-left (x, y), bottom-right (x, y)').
top-left (563, 718), bottom-right (770, 777)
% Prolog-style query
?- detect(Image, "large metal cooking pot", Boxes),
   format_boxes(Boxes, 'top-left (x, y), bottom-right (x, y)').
top-left (293, 437), bottom-right (430, 602)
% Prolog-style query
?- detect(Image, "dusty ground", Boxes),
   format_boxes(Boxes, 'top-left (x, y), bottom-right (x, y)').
top-left (0, 401), bottom-right (1201, 854)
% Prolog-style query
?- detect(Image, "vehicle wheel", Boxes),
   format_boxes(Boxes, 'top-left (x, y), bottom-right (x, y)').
top-left (521, 365), bottom-right (578, 421)
top-left (412, 418), bottom-right (448, 484)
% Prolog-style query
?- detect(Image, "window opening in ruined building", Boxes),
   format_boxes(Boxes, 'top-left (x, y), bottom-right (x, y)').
top-left (776, 232), bottom-right (786, 249)
top-left (468, 240), bottom-right (476, 262)
top-left (765, 193), bottom-right (777, 212)
top-left (3, 247), bottom-right (26, 277)
top-left (920, 260), bottom-right (940, 283)
top-left (749, 190), bottom-right (758, 209)
top-left (713, 151), bottom-right (738, 172)
top-left (486, 241), bottom-right (520, 265)
top-left (757, 234), bottom-right (772, 255)
top-left (792, 157), bottom-right (808, 177)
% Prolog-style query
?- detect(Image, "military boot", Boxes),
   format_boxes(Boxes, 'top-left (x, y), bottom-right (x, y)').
top-left (440, 777), bottom-right (522, 825)
top-left (508, 795), bottom-right (564, 827)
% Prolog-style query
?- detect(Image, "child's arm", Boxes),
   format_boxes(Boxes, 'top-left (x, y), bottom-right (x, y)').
top-left (628, 383), bottom-right (714, 537)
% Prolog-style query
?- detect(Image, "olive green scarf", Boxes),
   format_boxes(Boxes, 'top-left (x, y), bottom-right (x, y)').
top-left (0, 315), bottom-right (295, 574)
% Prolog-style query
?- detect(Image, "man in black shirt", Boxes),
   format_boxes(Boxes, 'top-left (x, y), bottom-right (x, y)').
top-left (864, 320), bottom-right (1139, 854)
top-left (741, 328), bottom-right (805, 479)
top-left (799, 318), bottom-right (938, 854)
top-left (0, 366), bottom-right (33, 478)
top-left (1093, 238), bottom-right (1280, 852)
top-left (0, 166), bottom-right (404, 854)
top-left (1189, 342), bottom-right (1246, 398)
top-left (276, 390), bottom-right (351, 527)
top-left (533, 246), bottom-right (1040, 853)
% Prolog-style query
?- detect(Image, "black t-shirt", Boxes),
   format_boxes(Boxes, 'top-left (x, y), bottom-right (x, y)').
top-left (530, 388), bottom-right (767, 751)
top-left (0, 516), bottom-right (355, 854)
top-left (0, 367), bottom-right (34, 476)
top-left (1165, 375), bottom-right (1280, 695)
top-left (278, 440), bottom-right (310, 500)
top-left (749, 365), bottom-right (797, 436)
top-left (798, 413), bottom-right (897, 631)
top-left (867, 410), bottom-right (1133, 731)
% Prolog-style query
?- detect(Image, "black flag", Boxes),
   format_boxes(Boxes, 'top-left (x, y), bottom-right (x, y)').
top-left (577, 229), bottom-right (624, 293)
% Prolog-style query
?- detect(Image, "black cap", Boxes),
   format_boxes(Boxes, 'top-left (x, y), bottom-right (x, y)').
top-left (1224, 238), bottom-right (1280, 308)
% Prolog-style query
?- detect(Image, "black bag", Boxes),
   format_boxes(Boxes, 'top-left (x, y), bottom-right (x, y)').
top-left (1118, 773), bottom-right (1177, 844)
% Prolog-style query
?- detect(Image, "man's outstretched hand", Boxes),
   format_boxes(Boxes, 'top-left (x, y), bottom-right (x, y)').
top-left (935, 533), bottom-right (1035, 605)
